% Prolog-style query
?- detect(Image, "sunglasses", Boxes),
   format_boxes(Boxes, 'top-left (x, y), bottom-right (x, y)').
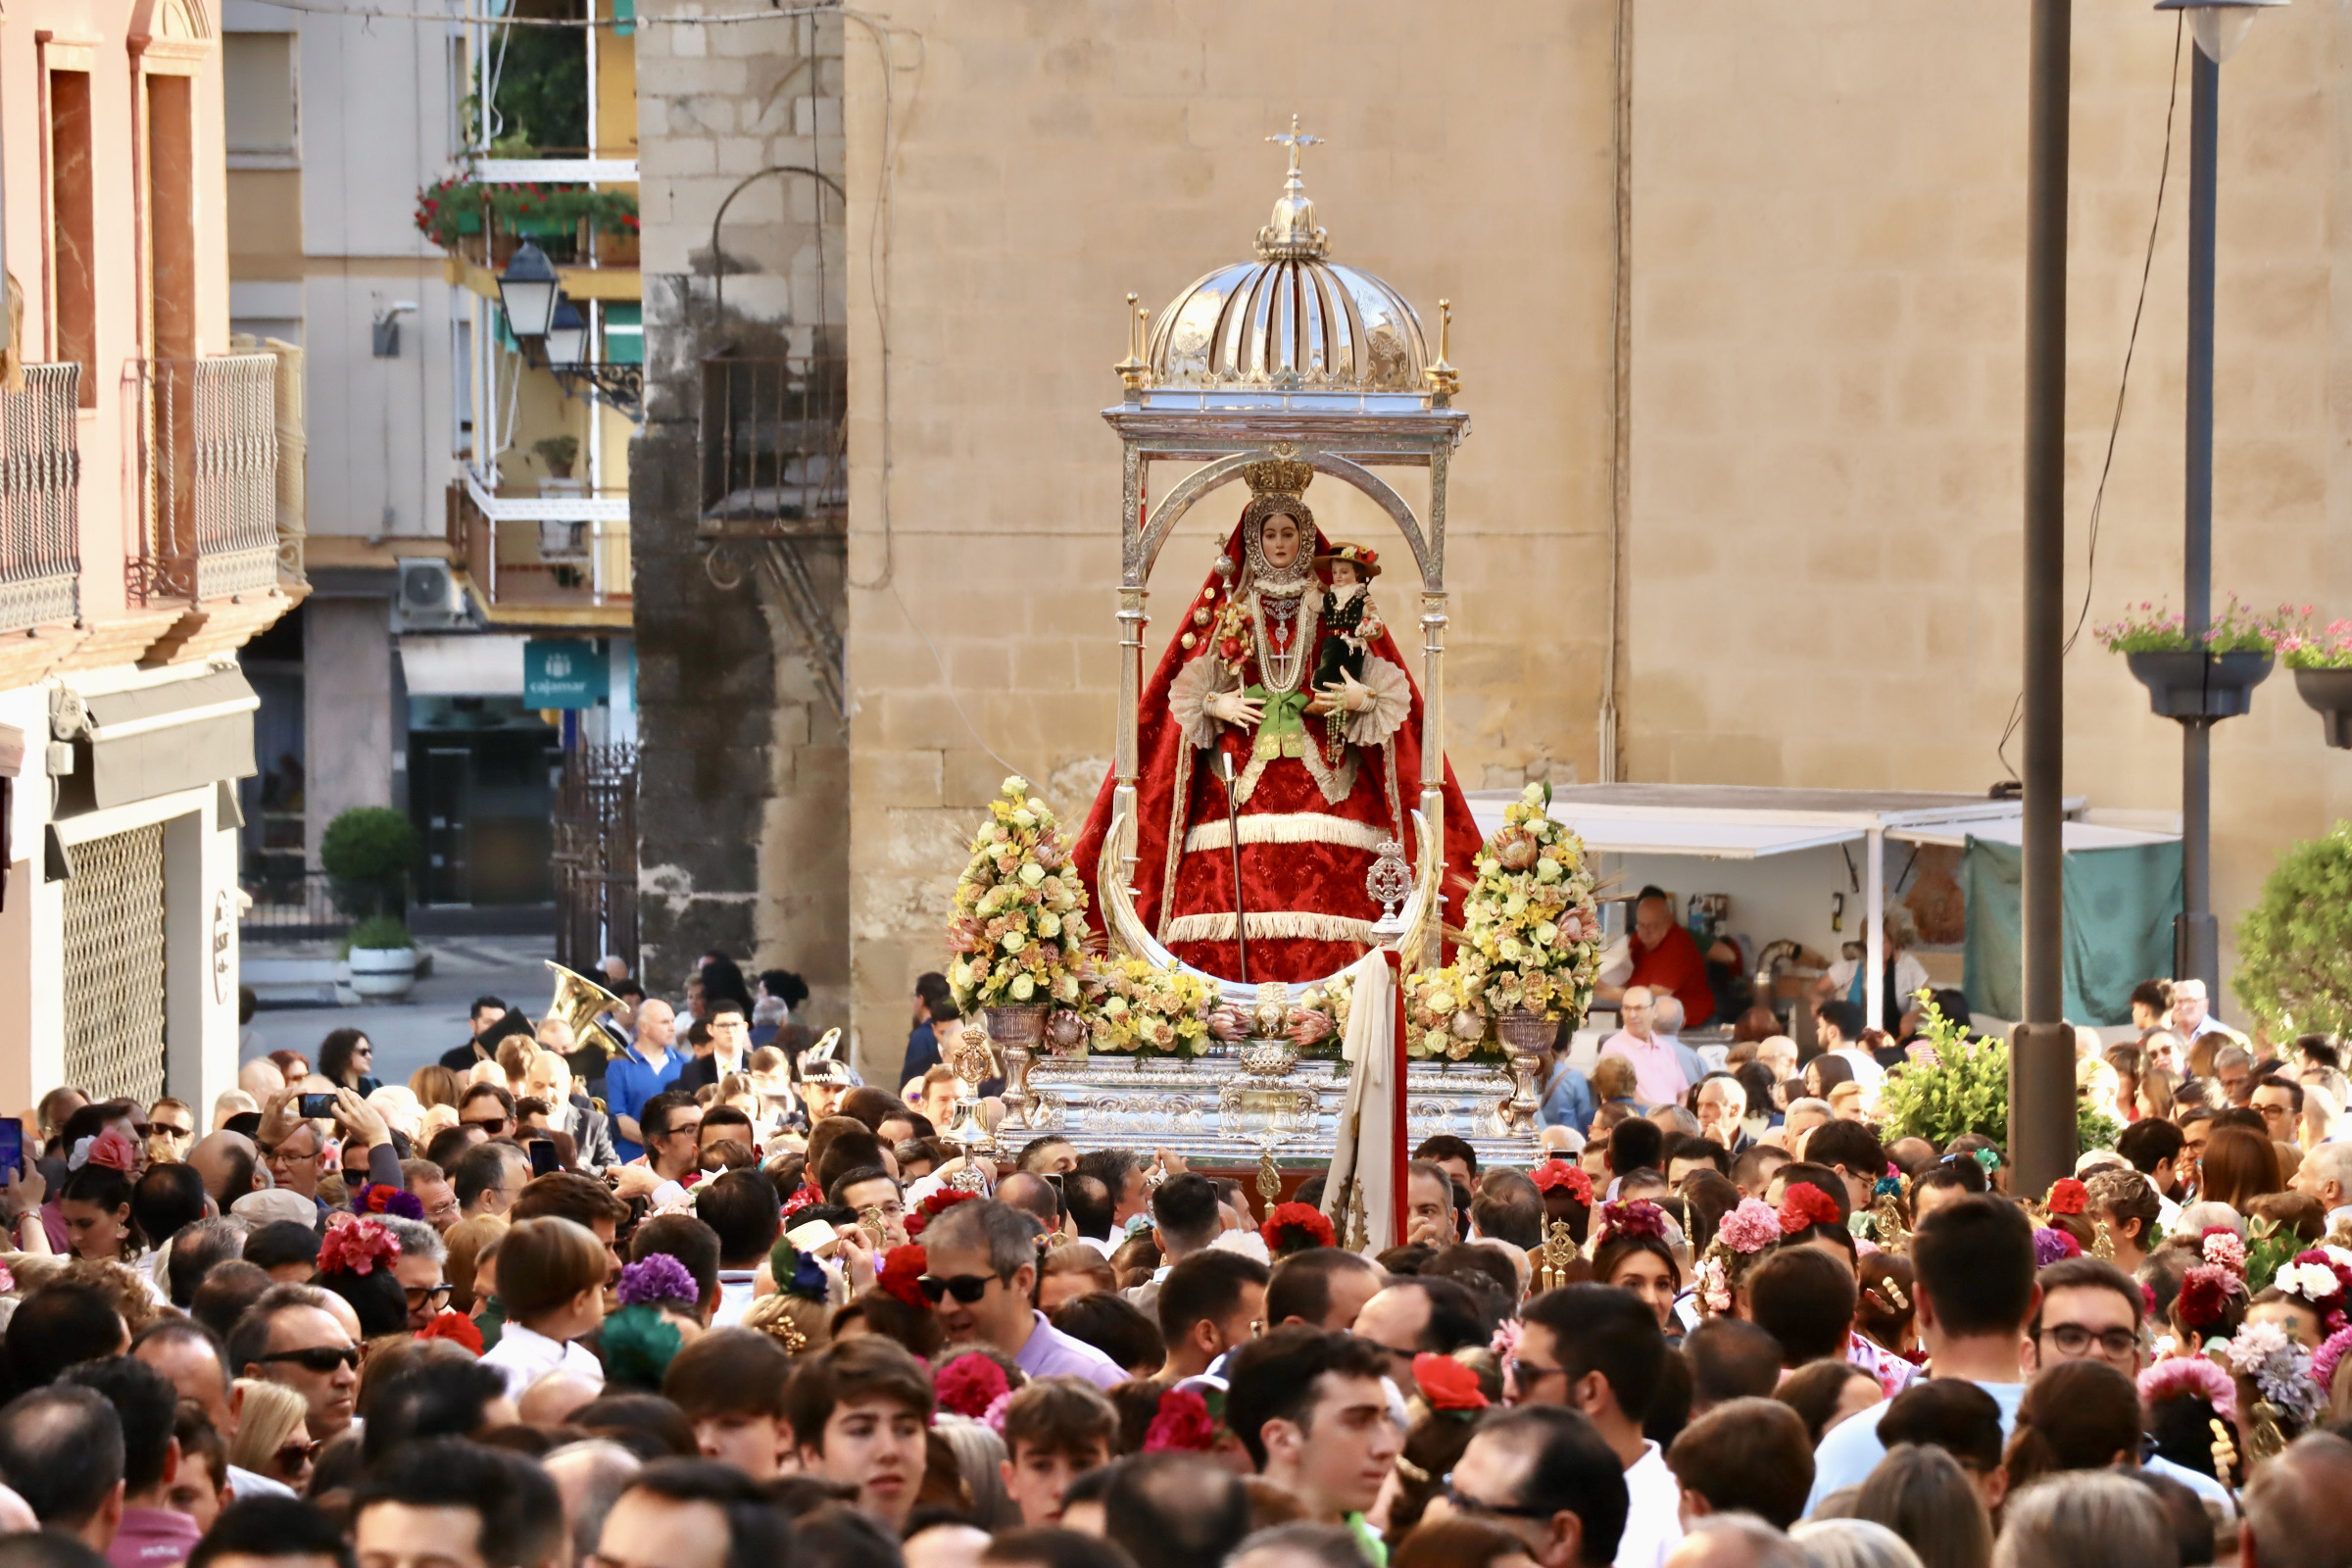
top-left (405, 1284), bottom-right (455, 1309)
top-left (276, 1440), bottom-right (321, 1468)
top-left (257, 1345), bottom-right (361, 1373)
top-left (1442, 1481), bottom-right (1556, 1524)
top-left (919, 1272), bottom-right (1001, 1304)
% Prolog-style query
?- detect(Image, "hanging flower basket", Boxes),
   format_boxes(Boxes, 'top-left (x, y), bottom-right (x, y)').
top-left (2293, 669), bottom-right (2352, 749)
top-left (2124, 650), bottom-right (2274, 719)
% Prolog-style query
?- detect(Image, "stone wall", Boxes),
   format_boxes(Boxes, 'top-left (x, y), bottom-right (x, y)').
top-left (632, 5), bottom-right (852, 1023)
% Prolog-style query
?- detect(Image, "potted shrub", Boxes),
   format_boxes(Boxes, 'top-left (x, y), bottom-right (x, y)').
top-left (2234, 823), bottom-right (2352, 1038)
top-left (344, 914), bottom-right (418, 1003)
top-left (2281, 615), bottom-right (2352, 749)
top-left (2095, 598), bottom-right (2285, 719)
top-left (533, 434), bottom-right (580, 480)
top-left (319, 806), bottom-right (417, 921)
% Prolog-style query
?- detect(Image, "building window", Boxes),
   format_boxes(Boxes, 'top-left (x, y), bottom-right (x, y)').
top-left (47, 69), bottom-right (96, 407)
top-left (223, 33), bottom-right (297, 160)
top-left (146, 74), bottom-right (198, 363)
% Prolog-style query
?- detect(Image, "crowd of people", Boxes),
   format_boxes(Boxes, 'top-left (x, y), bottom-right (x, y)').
top-left (0, 959), bottom-right (2345, 1568)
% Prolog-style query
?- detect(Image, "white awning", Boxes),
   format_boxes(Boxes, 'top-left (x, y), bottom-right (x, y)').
top-left (1465, 798), bottom-right (1863, 859)
top-left (399, 634), bottom-right (528, 696)
top-left (1888, 818), bottom-right (2178, 851)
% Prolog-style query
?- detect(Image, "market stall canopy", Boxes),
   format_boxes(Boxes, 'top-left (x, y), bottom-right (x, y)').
top-left (1464, 783), bottom-right (2104, 857)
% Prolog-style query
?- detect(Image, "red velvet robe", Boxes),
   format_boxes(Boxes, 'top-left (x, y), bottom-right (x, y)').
top-left (1072, 514), bottom-right (1484, 984)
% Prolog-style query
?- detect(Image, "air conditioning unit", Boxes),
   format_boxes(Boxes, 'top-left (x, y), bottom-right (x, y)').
top-left (394, 558), bottom-right (469, 630)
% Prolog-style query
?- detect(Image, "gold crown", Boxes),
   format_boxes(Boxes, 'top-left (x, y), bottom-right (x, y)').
top-left (1243, 459), bottom-right (1314, 499)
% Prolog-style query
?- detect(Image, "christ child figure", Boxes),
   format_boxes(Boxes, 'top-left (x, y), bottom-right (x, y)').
top-left (1312, 543), bottom-right (1383, 763)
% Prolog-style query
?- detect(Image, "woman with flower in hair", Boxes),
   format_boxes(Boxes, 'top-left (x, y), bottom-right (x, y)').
top-left (2167, 1261), bottom-right (2249, 1357)
top-left (1373, 1352), bottom-right (1493, 1545)
top-left (601, 1251), bottom-right (708, 1391)
top-left (1590, 1200), bottom-right (1683, 1331)
top-left (1532, 1160), bottom-right (1594, 1248)
top-left (1692, 1197), bottom-right (1781, 1320)
top-left (1259, 1202), bottom-right (1337, 1260)
top-left (58, 1130), bottom-right (144, 1266)
top-left (2140, 1356), bottom-right (2242, 1491)
top-left (314, 1218), bottom-right (409, 1337)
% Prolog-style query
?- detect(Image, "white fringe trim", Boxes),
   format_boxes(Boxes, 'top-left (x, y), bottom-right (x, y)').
top-left (1162, 911), bottom-right (1379, 946)
top-left (1183, 813), bottom-right (1393, 855)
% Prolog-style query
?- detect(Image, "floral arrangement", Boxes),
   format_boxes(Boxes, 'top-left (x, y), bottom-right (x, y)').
top-left (1143, 1387), bottom-right (1217, 1453)
top-left (2139, 1356), bottom-right (2238, 1424)
top-left (2044, 1178), bottom-right (2088, 1217)
top-left (1260, 1202), bottom-right (1336, 1257)
top-left (1880, 991), bottom-right (2118, 1153)
top-left (413, 177), bottom-right (640, 253)
top-left (2219, 1320), bottom-right (2325, 1431)
top-left (318, 1218), bottom-right (401, 1278)
top-left (2177, 1264), bottom-right (2247, 1333)
top-left (906, 1190), bottom-right (978, 1240)
top-left (1400, 967), bottom-right (1493, 1062)
top-left (2275, 1249), bottom-right (2352, 1326)
top-left (68, 1128), bottom-right (139, 1174)
top-left (1451, 782), bottom-right (1602, 1028)
top-left (1594, 1200), bottom-right (1669, 1247)
top-left (616, 1254), bottom-right (700, 1309)
top-left (1296, 975), bottom-right (1353, 1041)
top-left (768, 1234), bottom-right (834, 1304)
top-left (416, 1311), bottom-right (483, 1352)
top-left (947, 777), bottom-right (1090, 1014)
top-left (1532, 1162), bottom-right (1593, 1205)
top-left (358, 1184), bottom-right (427, 1221)
top-left (2094, 597), bottom-right (2299, 655)
top-left (1084, 956), bottom-right (1216, 1057)
top-left (2034, 1228), bottom-right (2083, 1268)
top-left (878, 1245), bottom-right (930, 1311)
top-left (935, 1351), bottom-right (1012, 1420)
top-left (1413, 1353), bottom-right (1488, 1412)
top-left (1695, 1200), bottom-right (1785, 1316)
top-left (2280, 615), bottom-right (2352, 670)
top-left (1778, 1184), bottom-right (1842, 1236)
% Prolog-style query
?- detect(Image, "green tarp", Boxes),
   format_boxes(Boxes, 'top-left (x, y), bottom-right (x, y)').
top-left (1961, 835), bottom-right (2182, 1026)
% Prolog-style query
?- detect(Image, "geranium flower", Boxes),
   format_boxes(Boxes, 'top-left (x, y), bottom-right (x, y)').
top-left (1143, 1388), bottom-right (1215, 1452)
top-left (1777, 1183), bottom-right (1842, 1236)
top-left (1260, 1202), bottom-right (1336, 1257)
top-left (416, 1310), bottom-right (483, 1353)
top-left (1413, 1353), bottom-right (1488, 1411)
top-left (879, 1244), bottom-right (930, 1311)
top-left (2044, 1178), bottom-right (2088, 1216)
top-left (935, 1351), bottom-right (1011, 1419)
top-left (906, 1189), bottom-right (978, 1239)
top-left (360, 1184), bottom-right (427, 1221)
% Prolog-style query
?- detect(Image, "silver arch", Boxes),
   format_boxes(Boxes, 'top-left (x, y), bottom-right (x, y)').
top-left (1135, 449), bottom-right (1437, 592)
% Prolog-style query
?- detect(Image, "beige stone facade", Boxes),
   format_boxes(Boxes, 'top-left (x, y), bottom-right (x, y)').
top-left (715, 0), bottom-right (2352, 1071)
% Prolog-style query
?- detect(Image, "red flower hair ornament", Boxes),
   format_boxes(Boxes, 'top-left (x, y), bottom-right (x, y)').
top-left (879, 1244), bottom-right (930, 1311)
top-left (2045, 1178), bottom-right (2089, 1217)
top-left (1532, 1162), bottom-right (1593, 1205)
top-left (416, 1310), bottom-right (483, 1353)
top-left (1413, 1353), bottom-right (1489, 1412)
top-left (2177, 1264), bottom-right (2246, 1332)
top-left (1598, 1200), bottom-right (1669, 1243)
top-left (318, 1217), bottom-right (401, 1277)
top-left (906, 1189), bottom-right (978, 1239)
top-left (1777, 1183), bottom-right (1842, 1236)
top-left (1259, 1202), bottom-right (1337, 1255)
top-left (1143, 1388), bottom-right (1216, 1453)
top-left (934, 1351), bottom-right (1011, 1420)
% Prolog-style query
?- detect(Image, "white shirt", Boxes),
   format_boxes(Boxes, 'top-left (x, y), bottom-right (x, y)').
top-left (712, 1270), bottom-right (758, 1327)
top-left (1616, 1441), bottom-right (1683, 1568)
top-left (479, 1320), bottom-right (606, 1401)
top-left (1826, 953), bottom-right (1933, 1013)
top-left (1825, 1047), bottom-right (1886, 1088)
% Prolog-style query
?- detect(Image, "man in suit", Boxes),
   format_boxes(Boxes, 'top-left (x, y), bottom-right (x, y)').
top-left (678, 996), bottom-right (753, 1094)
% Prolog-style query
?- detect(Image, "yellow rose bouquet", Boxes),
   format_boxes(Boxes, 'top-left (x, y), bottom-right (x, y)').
top-left (945, 776), bottom-right (1091, 1014)
top-left (1083, 956), bottom-right (1217, 1057)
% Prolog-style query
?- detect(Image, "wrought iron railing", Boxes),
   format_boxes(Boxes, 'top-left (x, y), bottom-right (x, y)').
top-left (698, 354), bottom-right (848, 528)
top-left (240, 867), bottom-right (355, 940)
top-left (127, 355), bottom-right (281, 605)
top-left (0, 364), bottom-right (81, 632)
top-left (554, 743), bottom-right (638, 975)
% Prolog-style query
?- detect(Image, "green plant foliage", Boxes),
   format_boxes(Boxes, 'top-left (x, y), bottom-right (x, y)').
top-left (1878, 991), bottom-right (2118, 1156)
top-left (2234, 822), bottom-right (2352, 1040)
top-left (319, 808), bottom-right (416, 919)
top-left (490, 26), bottom-right (587, 153)
top-left (414, 179), bottom-right (639, 253)
top-left (346, 914), bottom-right (416, 952)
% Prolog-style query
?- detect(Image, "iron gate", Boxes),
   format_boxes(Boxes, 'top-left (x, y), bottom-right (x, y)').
top-left (61, 823), bottom-right (168, 1102)
top-left (554, 743), bottom-right (639, 976)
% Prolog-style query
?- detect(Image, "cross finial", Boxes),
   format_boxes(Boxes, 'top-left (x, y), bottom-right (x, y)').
top-left (1267, 114), bottom-right (1324, 175)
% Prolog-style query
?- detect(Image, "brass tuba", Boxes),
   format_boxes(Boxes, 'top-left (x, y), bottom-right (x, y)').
top-left (544, 959), bottom-right (632, 1073)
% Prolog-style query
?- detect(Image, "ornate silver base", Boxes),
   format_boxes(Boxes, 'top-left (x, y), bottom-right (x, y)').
top-left (1016, 1048), bottom-right (1541, 1166)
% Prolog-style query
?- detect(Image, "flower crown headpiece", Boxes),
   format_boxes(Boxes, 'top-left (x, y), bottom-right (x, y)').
top-left (1594, 1200), bottom-right (1669, 1247)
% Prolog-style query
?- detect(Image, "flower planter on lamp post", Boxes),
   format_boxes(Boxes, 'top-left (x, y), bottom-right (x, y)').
top-left (2125, 649), bottom-right (2274, 718)
top-left (2293, 668), bottom-right (2352, 748)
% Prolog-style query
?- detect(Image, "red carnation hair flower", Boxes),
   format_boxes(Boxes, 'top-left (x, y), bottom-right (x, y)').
top-left (1777, 1183), bottom-right (1842, 1236)
top-left (2044, 1178), bottom-right (2088, 1216)
top-left (1143, 1388), bottom-right (1216, 1452)
top-left (879, 1244), bottom-right (930, 1311)
top-left (318, 1218), bottom-right (401, 1278)
top-left (1259, 1201), bottom-right (1337, 1257)
top-left (906, 1189), bottom-right (978, 1239)
top-left (1413, 1353), bottom-right (1489, 1412)
top-left (934, 1351), bottom-right (1011, 1419)
top-left (1532, 1162), bottom-right (1593, 1204)
top-left (2177, 1264), bottom-right (2243, 1331)
top-left (416, 1310), bottom-right (483, 1353)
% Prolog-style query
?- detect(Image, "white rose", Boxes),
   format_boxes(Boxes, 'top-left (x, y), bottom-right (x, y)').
top-left (950, 960), bottom-right (973, 988)
top-left (1001, 931), bottom-right (1027, 954)
top-left (1535, 858), bottom-right (1561, 882)
top-left (1003, 775), bottom-right (1028, 795)
top-left (1019, 863), bottom-right (1048, 888)
top-left (1010, 973), bottom-right (1036, 1001)
top-left (1011, 808), bottom-right (1038, 830)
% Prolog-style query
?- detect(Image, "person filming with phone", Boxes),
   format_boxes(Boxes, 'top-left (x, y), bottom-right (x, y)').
top-left (256, 1089), bottom-right (400, 1214)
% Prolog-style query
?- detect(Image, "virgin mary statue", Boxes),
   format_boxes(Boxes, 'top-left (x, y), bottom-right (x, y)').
top-left (1073, 460), bottom-right (1484, 983)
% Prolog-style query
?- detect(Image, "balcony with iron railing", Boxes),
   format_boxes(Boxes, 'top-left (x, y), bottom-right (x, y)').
top-left (448, 466), bottom-right (630, 616)
top-left (0, 364), bottom-right (82, 634)
top-left (698, 353), bottom-right (848, 534)
top-left (126, 355), bottom-right (281, 607)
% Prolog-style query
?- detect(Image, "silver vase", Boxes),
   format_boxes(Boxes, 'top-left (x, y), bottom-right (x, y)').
top-left (1495, 1007), bottom-right (1553, 1137)
top-left (986, 1004), bottom-right (1049, 1130)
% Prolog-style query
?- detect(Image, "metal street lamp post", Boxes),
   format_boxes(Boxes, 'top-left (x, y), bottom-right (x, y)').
top-left (2156, 0), bottom-right (2285, 998)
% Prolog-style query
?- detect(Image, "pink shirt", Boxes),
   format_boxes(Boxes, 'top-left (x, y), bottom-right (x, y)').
top-left (1598, 1030), bottom-right (1690, 1107)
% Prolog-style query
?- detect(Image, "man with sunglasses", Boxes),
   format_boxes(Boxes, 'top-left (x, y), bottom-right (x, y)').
top-left (1447, 1404), bottom-right (1630, 1568)
top-left (226, 1285), bottom-right (363, 1443)
top-left (1513, 1284), bottom-right (1680, 1567)
top-left (920, 1199), bottom-right (1124, 1390)
top-left (146, 1099), bottom-right (196, 1166)
top-left (256, 1090), bottom-right (398, 1212)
